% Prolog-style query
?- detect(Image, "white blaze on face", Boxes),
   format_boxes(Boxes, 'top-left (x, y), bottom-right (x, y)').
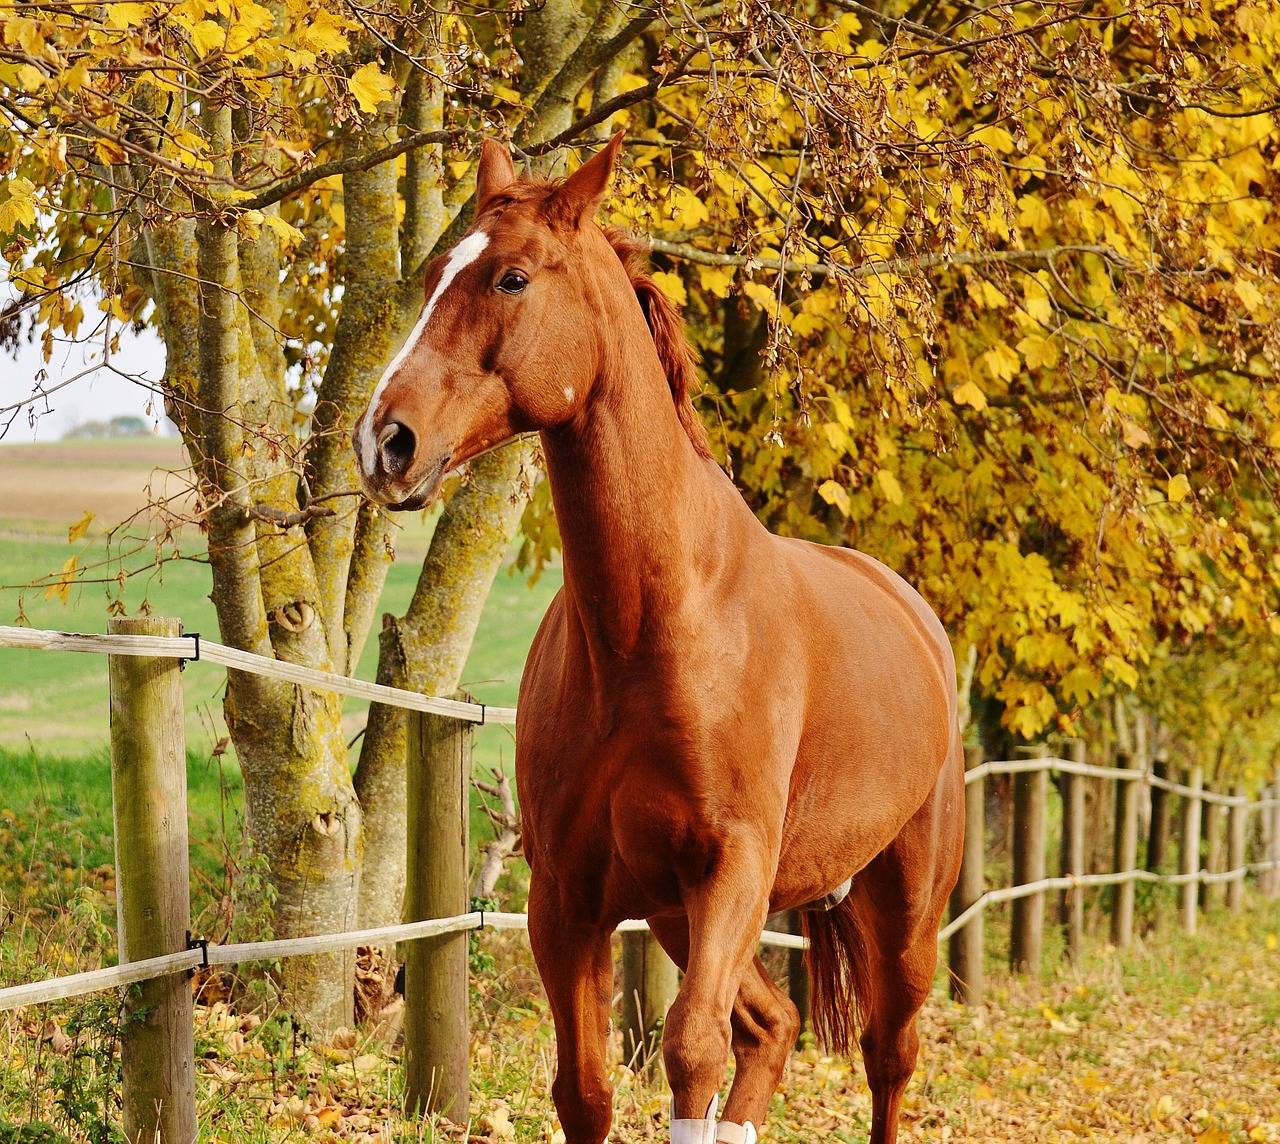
top-left (358, 229), bottom-right (491, 474)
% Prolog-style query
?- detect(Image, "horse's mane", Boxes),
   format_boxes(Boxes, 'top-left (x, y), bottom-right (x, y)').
top-left (481, 182), bottom-right (711, 460)
top-left (604, 228), bottom-right (712, 460)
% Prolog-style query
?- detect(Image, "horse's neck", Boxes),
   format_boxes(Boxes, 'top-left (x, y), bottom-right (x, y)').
top-left (542, 342), bottom-right (736, 658)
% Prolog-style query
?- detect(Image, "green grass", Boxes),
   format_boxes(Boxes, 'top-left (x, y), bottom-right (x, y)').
top-left (0, 522), bottom-right (561, 766)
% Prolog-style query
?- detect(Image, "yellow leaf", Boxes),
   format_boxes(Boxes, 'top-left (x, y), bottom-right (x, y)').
top-left (491, 82), bottom-right (521, 104)
top-left (1023, 275), bottom-right (1054, 325)
top-left (1103, 654), bottom-right (1139, 689)
top-left (876, 468), bottom-right (904, 506)
top-left (224, 1), bottom-right (274, 53)
top-left (262, 213), bottom-right (304, 246)
top-left (1150, 1093), bottom-right (1178, 1122)
top-left (980, 342), bottom-right (1020, 382)
top-left (189, 20), bottom-right (226, 55)
top-left (1016, 333), bottom-right (1060, 370)
top-left (1017, 194), bottom-right (1052, 235)
top-left (105, 2), bottom-right (152, 28)
top-left (791, 312), bottom-right (823, 337)
top-left (95, 138), bottom-right (129, 165)
top-left (1121, 418), bottom-right (1150, 449)
top-left (16, 64), bottom-right (45, 91)
top-left (44, 556), bottom-right (77, 603)
top-left (1167, 473), bottom-right (1192, 504)
top-left (348, 61), bottom-right (396, 114)
top-left (1204, 403), bottom-right (1229, 430)
top-left (0, 177), bottom-right (38, 231)
top-left (742, 282), bottom-right (776, 311)
top-left (1196, 1130), bottom-right (1229, 1144)
top-left (669, 185), bottom-right (710, 226)
top-left (1077, 1070), bottom-right (1108, 1092)
top-left (1233, 277), bottom-right (1264, 314)
top-left (1266, 932), bottom-right (1277, 951)
top-left (650, 269), bottom-right (687, 307)
top-left (299, 9), bottom-right (349, 55)
top-left (817, 479), bottom-right (851, 516)
top-left (973, 123), bottom-right (1015, 154)
top-left (67, 510), bottom-right (95, 543)
top-left (952, 380), bottom-right (988, 411)
top-left (697, 264), bottom-right (734, 298)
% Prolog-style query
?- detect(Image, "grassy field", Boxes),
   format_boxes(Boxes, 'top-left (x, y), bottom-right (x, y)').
top-left (0, 438), bottom-right (561, 766)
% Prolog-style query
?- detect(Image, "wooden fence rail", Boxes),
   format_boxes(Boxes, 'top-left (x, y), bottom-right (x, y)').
top-left (3, 624), bottom-right (1280, 1139)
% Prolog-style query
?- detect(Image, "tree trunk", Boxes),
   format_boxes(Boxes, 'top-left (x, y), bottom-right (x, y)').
top-left (229, 676), bottom-right (362, 1029)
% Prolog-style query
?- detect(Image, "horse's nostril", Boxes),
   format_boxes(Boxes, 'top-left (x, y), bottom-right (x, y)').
top-left (377, 421), bottom-right (417, 476)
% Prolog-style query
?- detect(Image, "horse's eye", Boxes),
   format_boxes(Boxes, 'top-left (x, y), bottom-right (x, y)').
top-left (497, 271), bottom-right (529, 295)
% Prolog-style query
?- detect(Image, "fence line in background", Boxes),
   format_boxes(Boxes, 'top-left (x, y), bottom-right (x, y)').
top-left (4, 623), bottom-right (1280, 1131)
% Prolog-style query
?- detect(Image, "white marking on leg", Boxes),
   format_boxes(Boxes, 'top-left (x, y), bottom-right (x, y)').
top-left (357, 229), bottom-right (491, 473)
top-left (671, 1094), bottom-right (719, 1144)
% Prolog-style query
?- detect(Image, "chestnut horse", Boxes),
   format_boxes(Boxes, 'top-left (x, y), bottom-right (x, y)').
top-left (353, 135), bottom-right (963, 1144)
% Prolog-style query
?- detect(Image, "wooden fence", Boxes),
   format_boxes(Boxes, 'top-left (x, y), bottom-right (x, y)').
top-left (944, 744), bottom-right (1280, 1007)
top-left (1, 621), bottom-right (1279, 1140)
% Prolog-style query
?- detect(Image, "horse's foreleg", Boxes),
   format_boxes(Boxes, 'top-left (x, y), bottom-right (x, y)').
top-left (659, 844), bottom-right (772, 1137)
top-left (528, 882), bottom-right (614, 1144)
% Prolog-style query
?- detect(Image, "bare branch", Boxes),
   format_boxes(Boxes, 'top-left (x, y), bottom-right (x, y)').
top-left (648, 237), bottom-right (1134, 279)
top-left (238, 128), bottom-right (459, 212)
top-left (473, 768), bottom-right (521, 899)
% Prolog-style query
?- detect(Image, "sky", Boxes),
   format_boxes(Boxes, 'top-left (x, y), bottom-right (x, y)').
top-left (3, 320), bottom-right (170, 442)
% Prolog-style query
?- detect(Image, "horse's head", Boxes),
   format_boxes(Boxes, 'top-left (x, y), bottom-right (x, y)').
top-left (352, 133), bottom-right (632, 510)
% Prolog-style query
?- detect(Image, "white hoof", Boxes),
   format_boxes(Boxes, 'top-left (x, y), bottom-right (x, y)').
top-left (671, 1095), bottom-right (718, 1144)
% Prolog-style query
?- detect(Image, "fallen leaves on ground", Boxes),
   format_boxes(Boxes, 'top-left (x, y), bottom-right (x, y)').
top-left (4, 906), bottom-right (1278, 1141)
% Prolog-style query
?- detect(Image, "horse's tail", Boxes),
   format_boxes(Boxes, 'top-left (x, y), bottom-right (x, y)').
top-left (799, 897), bottom-right (868, 1055)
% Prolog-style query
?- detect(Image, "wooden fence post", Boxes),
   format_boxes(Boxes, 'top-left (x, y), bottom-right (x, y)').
top-left (1010, 744), bottom-right (1048, 975)
top-left (1227, 786), bottom-right (1247, 914)
top-left (1147, 757), bottom-right (1171, 874)
top-left (1180, 765), bottom-right (1203, 935)
top-left (404, 706), bottom-right (472, 1122)
top-left (107, 617), bottom-right (196, 1144)
top-left (1060, 739), bottom-right (1086, 962)
top-left (1110, 751), bottom-right (1138, 947)
top-left (1202, 790), bottom-right (1225, 910)
top-left (1270, 770), bottom-right (1280, 898)
top-left (949, 745), bottom-right (985, 1004)
top-left (620, 931), bottom-right (679, 1071)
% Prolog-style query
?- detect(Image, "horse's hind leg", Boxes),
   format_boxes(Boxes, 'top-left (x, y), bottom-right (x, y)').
top-left (850, 903), bottom-right (936, 1144)
top-left (723, 958), bottom-right (800, 1130)
top-left (851, 772), bottom-right (962, 1144)
top-left (648, 916), bottom-right (799, 1137)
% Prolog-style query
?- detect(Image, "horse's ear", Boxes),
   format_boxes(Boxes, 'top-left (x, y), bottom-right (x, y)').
top-left (548, 131), bottom-right (624, 228)
top-left (476, 138), bottom-right (517, 208)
